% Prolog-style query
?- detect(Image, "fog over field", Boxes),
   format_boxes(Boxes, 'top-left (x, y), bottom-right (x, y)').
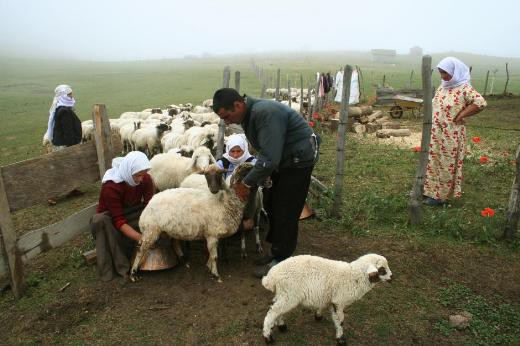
top-left (0, 0), bottom-right (518, 61)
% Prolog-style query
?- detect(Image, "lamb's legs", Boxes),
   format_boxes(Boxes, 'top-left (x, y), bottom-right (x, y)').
top-left (263, 297), bottom-right (298, 343)
top-left (254, 224), bottom-right (263, 254)
top-left (172, 239), bottom-right (188, 266)
top-left (206, 236), bottom-right (220, 279)
top-left (240, 229), bottom-right (247, 259)
top-left (330, 304), bottom-right (346, 345)
top-left (129, 230), bottom-right (160, 281)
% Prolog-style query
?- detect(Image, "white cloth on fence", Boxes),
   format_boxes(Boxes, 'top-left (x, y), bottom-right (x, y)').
top-left (437, 57), bottom-right (471, 89)
top-left (334, 69), bottom-right (360, 104)
top-left (102, 151), bottom-right (151, 187)
top-left (223, 133), bottom-right (252, 165)
top-left (46, 84), bottom-right (75, 141)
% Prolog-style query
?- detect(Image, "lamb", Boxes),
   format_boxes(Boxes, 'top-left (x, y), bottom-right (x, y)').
top-left (261, 253), bottom-right (392, 345)
top-left (81, 120), bottom-right (94, 142)
top-left (148, 145), bottom-right (215, 191)
top-left (119, 121), bottom-right (140, 153)
top-left (130, 162), bottom-right (255, 281)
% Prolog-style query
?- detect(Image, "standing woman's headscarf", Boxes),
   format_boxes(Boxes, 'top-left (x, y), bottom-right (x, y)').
top-left (437, 57), bottom-right (471, 89)
top-left (46, 84), bottom-right (76, 141)
top-left (223, 134), bottom-right (252, 165)
top-left (102, 151), bottom-right (151, 186)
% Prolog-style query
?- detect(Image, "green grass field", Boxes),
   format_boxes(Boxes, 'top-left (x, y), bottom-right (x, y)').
top-left (1, 53), bottom-right (520, 345)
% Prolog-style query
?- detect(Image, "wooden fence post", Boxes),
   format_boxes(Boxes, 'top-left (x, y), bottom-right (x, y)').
top-left (235, 71), bottom-right (241, 94)
top-left (275, 68), bottom-right (281, 101)
top-left (330, 65), bottom-right (353, 218)
top-left (300, 74), bottom-right (304, 115)
top-left (0, 171), bottom-right (25, 298)
top-left (409, 56), bottom-right (433, 224)
top-left (287, 78), bottom-right (291, 107)
top-left (92, 104), bottom-right (114, 178)
top-left (260, 82), bottom-right (266, 98)
top-left (308, 84), bottom-right (313, 120)
top-left (483, 70), bottom-right (490, 96)
top-left (314, 74), bottom-right (320, 113)
top-left (503, 62), bottom-right (510, 95)
top-left (409, 70), bottom-right (414, 88)
top-left (502, 144), bottom-right (520, 240)
top-left (216, 66), bottom-right (230, 159)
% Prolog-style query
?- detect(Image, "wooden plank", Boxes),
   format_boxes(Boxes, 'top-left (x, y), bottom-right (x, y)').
top-left (330, 65), bottom-right (353, 218)
top-left (92, 104), bottom-right (114, 178)
top-left (409, 56), bottom-right (433, 225)
top-left (18, 204), bottom-right (98, 262)
top-left (0, 169), bottom-right (25, 298)
top-left (1, 141), bottom-right (99, 212)
top-left (0, 204), bottom-right (97, 282)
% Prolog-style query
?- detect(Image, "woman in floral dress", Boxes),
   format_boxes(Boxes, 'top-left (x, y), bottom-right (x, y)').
top-left (423, 57), bottom-right (487, 206)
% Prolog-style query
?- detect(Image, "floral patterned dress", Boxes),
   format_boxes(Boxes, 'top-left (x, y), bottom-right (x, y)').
top-left (423, 83), bottom-right (487, 200)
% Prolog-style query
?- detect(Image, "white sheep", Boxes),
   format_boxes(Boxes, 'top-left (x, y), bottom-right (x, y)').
top-left (119, 121), bottom-right (140, 153)
top-left (130, 163), bottom-right (255, 281)
top-left (148, 145), bottom-right (215, 191)
top-left (81, 120), bottom-right (94, 142)
top-left (131, 123), bottom-right (170, 157)
top-left (261, 253), bottom-right (392, 345)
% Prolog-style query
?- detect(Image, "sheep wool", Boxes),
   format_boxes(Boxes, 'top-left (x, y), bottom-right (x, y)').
top-left (261, 253), bottom-right (392, 345)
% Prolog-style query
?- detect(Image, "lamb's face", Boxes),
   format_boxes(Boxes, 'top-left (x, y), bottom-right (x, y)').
top-left (362, 254), bottom-right (392, 284)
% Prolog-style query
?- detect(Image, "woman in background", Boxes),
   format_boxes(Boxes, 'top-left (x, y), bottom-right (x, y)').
top-left (423, 57), bottom-right (487, 206)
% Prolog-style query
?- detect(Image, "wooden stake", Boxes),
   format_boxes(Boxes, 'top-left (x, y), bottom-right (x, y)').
top-left (235, 71), bottom-right (241, 94)
top-left (409, 56), bottom-right (433, 225)
top-left (275, 68), bottom-right (281, 101)
top-left (300, 74), bottom-right (304, 115)
top-left (502, 144), bottom-right (520, 240)
top-left (483, 70), bottom-right (489, 96)
top-left (503, 62), bottom-right (510, 95)
top-left (92, 104), bottom-right (114, 178)
top-left (216, 66), bottom-right (230, 159)
top-left (330, 65), bottom-right (353, 218)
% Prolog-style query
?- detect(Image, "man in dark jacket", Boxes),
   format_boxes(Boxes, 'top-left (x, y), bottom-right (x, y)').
top-left (213, 88), bottom-right (319, 278)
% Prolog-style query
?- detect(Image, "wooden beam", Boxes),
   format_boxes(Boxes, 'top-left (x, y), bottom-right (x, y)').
top-left (0, 169), bottom-right (25, 298)
top-left (1, 141), bottom-right (99, 212)
top-left (0, 204), bottom-right (97, 281)
top-left (235, 71), bottom-right (241, 94)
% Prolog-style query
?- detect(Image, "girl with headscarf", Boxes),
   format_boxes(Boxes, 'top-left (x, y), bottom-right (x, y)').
top-left (423, 57), bottom-right (487, 206)
top-left (47, 84), bottom-right (82, 150)
top-left (217, 134), bottom-right (256, 180)
top-left (91, 151), bottom-right (154, 281)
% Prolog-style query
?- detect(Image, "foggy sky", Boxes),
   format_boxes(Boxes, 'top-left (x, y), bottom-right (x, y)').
top-left (0, 0), bottom-right (518, 61)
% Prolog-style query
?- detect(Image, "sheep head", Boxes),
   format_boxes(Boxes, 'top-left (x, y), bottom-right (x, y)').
top-left (203, 164), bottom-right (227, 194)
top-left (229, 162), bottom-right (254, 187)
top-left (354, 253), bottom-right (392, 284)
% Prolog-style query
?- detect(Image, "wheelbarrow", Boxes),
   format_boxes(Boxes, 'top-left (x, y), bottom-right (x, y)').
top-left (388, 95), bottom-right (423, 119)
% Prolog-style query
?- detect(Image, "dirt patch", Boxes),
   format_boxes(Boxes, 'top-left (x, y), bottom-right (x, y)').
top-left (2, 223), bottom-right (519, 345)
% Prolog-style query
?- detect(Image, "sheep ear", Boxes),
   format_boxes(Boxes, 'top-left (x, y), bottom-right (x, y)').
top-left (367, 264), bottom-right (380, 283)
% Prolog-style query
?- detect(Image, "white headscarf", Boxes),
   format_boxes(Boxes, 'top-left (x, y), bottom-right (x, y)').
top-left (437, 57), bottom-right (471, 89)
top-left (223, 134), bottom-right (252, 165)
top-left (101, 151), bottom-right (151, 187)
top-left (46, 84), bottom-right (76, 141)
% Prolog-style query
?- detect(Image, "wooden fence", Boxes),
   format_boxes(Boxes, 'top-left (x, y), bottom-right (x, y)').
top-left (0, 104), bottom-right (121, 298)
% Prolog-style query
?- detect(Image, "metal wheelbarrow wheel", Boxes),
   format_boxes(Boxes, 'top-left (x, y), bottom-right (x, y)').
top-left (389, 105), bottom-right (404, 118)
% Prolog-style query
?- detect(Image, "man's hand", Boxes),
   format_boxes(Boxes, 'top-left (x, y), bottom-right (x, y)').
top-left (233, 181), bottom-right (250, 202)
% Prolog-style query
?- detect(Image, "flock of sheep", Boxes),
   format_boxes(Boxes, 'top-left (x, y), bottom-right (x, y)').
top-left (42, 96), bottom-right (392, 345)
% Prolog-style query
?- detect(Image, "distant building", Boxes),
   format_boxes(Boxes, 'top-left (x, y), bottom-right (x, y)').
top-left (409, 46), bottom-right (423, 56)
top-left (371, 49), bottom-right (396, 64)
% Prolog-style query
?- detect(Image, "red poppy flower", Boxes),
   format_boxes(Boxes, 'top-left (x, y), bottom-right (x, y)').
top-left (479, 156), bottom-right (489, 164)
top-left (308, 121), bottom-right (315, 127)
top-left (412, 146), bottom-right (421, 152)
top-left (312, 113), bottom-right (319, 120)
top-left (480, 207), bottom-right (495, 217)
top-left (472, 137), bottom-right (481, 143)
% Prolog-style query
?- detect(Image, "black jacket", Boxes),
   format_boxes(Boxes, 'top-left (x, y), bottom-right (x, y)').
top-left (52, 106), bottom-right (82, 146)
